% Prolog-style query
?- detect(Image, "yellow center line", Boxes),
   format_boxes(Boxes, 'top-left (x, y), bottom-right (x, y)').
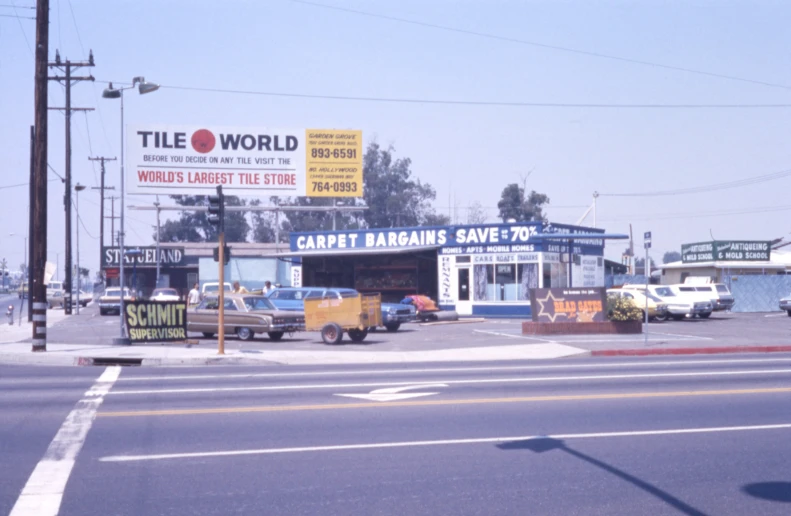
top-left (97, 386), bottom-right (791, 418)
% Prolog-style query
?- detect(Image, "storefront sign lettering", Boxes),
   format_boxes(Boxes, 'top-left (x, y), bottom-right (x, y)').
top-left (529, 287), bottom-right (607, 323)
top-left (102, 247), bottom-right (185, 267)
top-left (681, 241), bottom-right (771, 263)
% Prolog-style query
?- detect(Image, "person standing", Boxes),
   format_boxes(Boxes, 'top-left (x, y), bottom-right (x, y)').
top-left (233, 281), bottom-right (248, 294)
top-left (188, 282), bottom-right (201, 306)
top-left (262, 281), bottom-right (274, 295)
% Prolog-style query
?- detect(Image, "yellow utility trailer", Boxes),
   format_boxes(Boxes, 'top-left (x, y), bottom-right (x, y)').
top-left (304, 292), bottom-right (382, 344)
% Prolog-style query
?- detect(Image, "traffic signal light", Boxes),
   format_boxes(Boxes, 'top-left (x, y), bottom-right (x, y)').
top-left (207, 185), bottom-right (225, 232)
top-left (213, 245), bottom-right (231, 264)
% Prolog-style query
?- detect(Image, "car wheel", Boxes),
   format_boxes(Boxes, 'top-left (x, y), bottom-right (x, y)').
top-left (268, 331), bottom-right (284, 341)
top-left (384, 322), bottom-right (401, 332)
top-left (321, 323), bottom-right (343, 345)
top-left (786, 310), bottom-right (791, 317)
top-left (236, 327), bottom-right (254, 341)
top-left (671, 314), bottom-right (685, 321)
top-left (99, 308), bottom-right (106, 316)
top-left (347, 328), bottom-right (368, 343)
top-left (202, 332), bottom-right (215, 338)
top-left (699, 312), bottom-right (711, 319)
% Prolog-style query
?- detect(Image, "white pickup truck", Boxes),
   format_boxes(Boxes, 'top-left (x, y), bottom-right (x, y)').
top-left (622, 284), bottom-right (713, 320)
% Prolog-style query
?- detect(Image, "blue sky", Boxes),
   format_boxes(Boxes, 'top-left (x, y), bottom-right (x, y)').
top-left (1, 0), bottom-right (790, 274)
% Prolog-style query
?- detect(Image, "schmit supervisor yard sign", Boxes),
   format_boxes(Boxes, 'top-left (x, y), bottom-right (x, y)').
top-left (127, 125), bottom-right (362, 197)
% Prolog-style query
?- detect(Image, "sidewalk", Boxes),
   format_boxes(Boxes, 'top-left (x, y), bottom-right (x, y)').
top-left (0, 310), bottom-right (69, 344)
top-left (0, 341), bottom-right (589, 367)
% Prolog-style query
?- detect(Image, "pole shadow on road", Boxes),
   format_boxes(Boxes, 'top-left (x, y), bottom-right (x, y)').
top-left (742, 482), bottom-right (791, 503)
top-left (496, 437), bottom-right (708, 516)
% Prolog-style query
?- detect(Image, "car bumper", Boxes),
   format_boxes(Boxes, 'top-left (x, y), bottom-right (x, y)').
top-left (270, 323), bottom-right (306, 332)
top-left (384, 313), bottom-right (417, 323)
top-left (713, 299), bottom-right (735, 311)
top-left (779, 302), bottom-right (791, 311)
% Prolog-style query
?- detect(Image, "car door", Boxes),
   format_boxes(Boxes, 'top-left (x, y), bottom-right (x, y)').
top-left (187, 297), bottom-right (219, 333)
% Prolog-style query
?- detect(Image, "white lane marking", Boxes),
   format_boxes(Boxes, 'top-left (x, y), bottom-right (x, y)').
top-left (100, 422), bottom-right (791, 463)
top-left (473, 329), bottom-right (556, 342)
top-left (765, 313), bottom-right (786, 318)
top-left (10, 366), bottom-right (121, 516)
top-left (117, 357), bottom-right (791, 382)
top-left (108, 368), bottom-right (791, 396)
top-left (335, 384), bottom-right (448, 402)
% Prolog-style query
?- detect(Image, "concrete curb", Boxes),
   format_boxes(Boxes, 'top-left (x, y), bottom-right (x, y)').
top-left (591, 345), bottom-right (791, 357)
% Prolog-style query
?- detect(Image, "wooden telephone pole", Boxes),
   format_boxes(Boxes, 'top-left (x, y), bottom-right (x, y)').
top-left (49, 51), bottom-right (95, 314)
top-left (31, 0), bottom-right (49, 351)
top-left (89, 156), bottom-right (116, 273)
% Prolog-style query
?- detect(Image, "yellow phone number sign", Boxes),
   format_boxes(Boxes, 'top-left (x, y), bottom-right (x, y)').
top-left (305, 129), bottom-right (363, 197)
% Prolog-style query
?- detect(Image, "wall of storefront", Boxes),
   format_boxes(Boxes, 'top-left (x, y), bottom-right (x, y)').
top-left (198, 257), bottom-right (291, 291)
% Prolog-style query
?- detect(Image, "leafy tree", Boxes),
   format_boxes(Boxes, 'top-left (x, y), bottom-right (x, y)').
top-left (662, 251), bottom-right (682, 263)
top-left (497, 183), bottom-right (549, 222)
top-left (361, 143), bottom-right (446, 228)
top-left (158, 195), bottom-right (250, 243)
top-left (466, 202), bottom-right (488, 224)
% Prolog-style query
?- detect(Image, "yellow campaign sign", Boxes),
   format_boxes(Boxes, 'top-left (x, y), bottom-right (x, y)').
top-left (305, 129), bottom-right (363, 197)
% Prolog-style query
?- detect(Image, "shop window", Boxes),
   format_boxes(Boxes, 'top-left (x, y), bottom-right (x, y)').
top-left (473, 265), bottom-right (489, 301)
top-left (517, 263), bottom-right (539, 300)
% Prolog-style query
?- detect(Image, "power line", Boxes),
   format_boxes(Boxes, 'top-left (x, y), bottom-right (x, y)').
top-left (290, 0), bottom-right (791, 92)
top-left (0, 178), bottom-right (59, 190)
top-left (600, 203), bottom-right (791, 222)
top-left (0, 13), bottom-right (33, 19)
top-left (599, 168), bottom-right (791, 197)
top-left (76, 211), bottom-right (96, 239)
top-left (0, 3), bottom-right (34, 8)
top-left (66, 0), bottom-right (85, 54)
top-left (149, 83), bottom-right (791, 109)
top-left (7, 1), bottom-right (31, 53)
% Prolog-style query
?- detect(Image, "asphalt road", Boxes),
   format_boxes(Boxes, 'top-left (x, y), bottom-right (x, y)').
top-left (3, 355), bottom-right (791, 515)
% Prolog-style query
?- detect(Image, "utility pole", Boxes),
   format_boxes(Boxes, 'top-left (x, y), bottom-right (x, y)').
top-left (27, 125), bottom-right (35, 323)
top-left (89, 156), bottom-right (116, 273)
top-left (107, 196), bottom-right (120, 270)
top-left (31, 0), bottom-right (50, 352)
top-left (49, 50), bottom-right (95, 315)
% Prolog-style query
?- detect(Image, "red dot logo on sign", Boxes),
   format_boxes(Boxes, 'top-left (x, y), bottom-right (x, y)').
top-left (191, 129), bottom-right (216, 153)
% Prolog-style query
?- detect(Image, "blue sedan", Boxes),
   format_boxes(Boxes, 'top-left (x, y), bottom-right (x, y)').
top-left (266, 287), bottom-right (416, 332)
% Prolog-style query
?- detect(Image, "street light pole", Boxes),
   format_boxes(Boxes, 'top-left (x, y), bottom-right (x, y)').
top-left (74, 184), bottom-right (86, 314)
top-left (154, 196), bottom-right (161, 287)
top-left (103, 77), bottom-right (159, 345)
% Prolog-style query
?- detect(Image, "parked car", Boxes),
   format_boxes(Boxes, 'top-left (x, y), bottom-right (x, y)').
top-left (607, 288), bottom-right (667, 321)
top-left (186, 293), bottom-right (305, 341)
top-left (267, 287), bottom-right (417, 332)
top-left (150, 288), bottom-right (181, 302)
top-left (63, 289), bottom-right (91, 308)
top-left (691, 284), bottom-right (735, 311)
top-left (46, 290), bottom-right (65, 309)
top-left (98, 287), bottom-right (134, 315)
top-left (668, 285), bottom-right (716, 318)
top-left (621, 284), bottom-right (713, 321)
top-left (779, 294), bottom-right (791, 316)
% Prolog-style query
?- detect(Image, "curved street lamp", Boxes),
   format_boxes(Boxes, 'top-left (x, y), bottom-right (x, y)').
top-left (102, 77), bottom-right (159, 345)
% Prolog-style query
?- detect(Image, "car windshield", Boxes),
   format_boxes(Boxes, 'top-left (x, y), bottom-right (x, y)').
top-left (105, 289), bottom-right (129, 296)
top-left (647, 293), bottom-right (663, 302)
top-left (654, 287), bottom-right (674, 297)
top-left (243, 296), bottom-right (276, 311)
top-left (269, 290), bottom-right (304, 300)
top-left (716, 285), bottom-right (730, 293)
top-left (695, 286), bottom-right (713, 292)
top-left (337, 290), bottom-right (359, 298)
top-left (153, 288), bottom-right (178, 296)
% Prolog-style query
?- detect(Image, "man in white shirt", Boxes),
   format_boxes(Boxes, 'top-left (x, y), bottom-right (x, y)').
top-left (262, 281), bottom-right (273, 295)
top-left (188, 283), bottom-right (201, 306)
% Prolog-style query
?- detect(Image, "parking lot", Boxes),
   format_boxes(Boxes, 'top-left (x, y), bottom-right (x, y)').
top-left (31, 302), bottom-right (791, 355)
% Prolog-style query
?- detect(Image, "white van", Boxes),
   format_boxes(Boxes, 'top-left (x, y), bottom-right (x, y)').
top-left (669, 285), bottom-right (716, 318)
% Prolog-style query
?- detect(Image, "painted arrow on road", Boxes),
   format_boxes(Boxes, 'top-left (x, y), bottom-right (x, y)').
top-left (335, 384), bottom-right (448, 402)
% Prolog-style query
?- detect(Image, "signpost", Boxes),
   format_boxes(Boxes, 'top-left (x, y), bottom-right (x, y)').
top-left (644, 231), bottom-right (652, 344)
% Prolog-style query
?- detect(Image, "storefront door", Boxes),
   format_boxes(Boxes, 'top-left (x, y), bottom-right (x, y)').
top-left (456, 267), bottom-right (472, 315)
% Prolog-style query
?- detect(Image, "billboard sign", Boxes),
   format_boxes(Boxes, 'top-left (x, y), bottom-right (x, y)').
top-left (529, 287), bottom-right (607, 323)
top-left (681, 241), bottom-right (771, 263)
top-left (123, 301), bottom-right (188, 342)
top-left (127, 125), bottom-right (362, 197)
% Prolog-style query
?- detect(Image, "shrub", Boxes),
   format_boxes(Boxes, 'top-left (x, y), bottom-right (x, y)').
top-left (607, 296), bottom-right (643, 322)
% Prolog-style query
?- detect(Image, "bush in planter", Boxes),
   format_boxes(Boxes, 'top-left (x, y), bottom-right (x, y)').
top-left (607, 296), bottom-right (643, 322)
